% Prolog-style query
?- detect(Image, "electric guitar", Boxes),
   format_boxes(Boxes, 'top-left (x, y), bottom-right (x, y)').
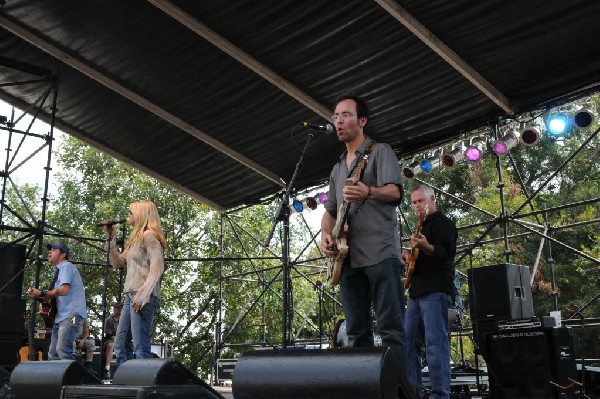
top-left (327, 144), bottom-right (375, 286)
top-left (404, 205), bottom-right (428, 289)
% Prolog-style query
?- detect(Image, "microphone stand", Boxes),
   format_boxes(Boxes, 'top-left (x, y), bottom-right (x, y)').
top-left (566, 292), bottom-right (600, 399)
top-left (264, 130), bottom-right (316, 349)
top-left (98, 226), bottom-right (111, 374)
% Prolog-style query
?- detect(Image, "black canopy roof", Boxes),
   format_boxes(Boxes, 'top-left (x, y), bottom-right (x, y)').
top-left (2, 0), bottom-right (599, 210)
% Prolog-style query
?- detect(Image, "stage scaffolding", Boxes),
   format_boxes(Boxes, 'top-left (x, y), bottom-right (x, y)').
top-left (1, 57), bottom-right (599, 384)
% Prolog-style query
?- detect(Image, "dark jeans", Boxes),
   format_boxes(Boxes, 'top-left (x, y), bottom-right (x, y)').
top-left (339, 257), bottom-right (406, 372)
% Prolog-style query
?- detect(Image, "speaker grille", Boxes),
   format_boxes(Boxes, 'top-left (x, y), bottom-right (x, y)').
top-left (489, 328), bottom-right (577, 399)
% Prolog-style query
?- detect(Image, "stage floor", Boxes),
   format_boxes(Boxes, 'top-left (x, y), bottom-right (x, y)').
top-left (213, 384), bottom-right (233, 399)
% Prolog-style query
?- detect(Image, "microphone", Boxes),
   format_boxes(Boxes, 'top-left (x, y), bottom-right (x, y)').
top-left (96, 218), bottom-right (127, 227)
top-left (301, 122), bottom-right (334, 133)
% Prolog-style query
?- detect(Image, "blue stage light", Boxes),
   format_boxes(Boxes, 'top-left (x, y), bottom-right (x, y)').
top-left (420, 159), bottom-right (432, 173)
top-left (546, 114), bottom-right (569, 136)
top-left (292, 200), bottom-right (303, 212)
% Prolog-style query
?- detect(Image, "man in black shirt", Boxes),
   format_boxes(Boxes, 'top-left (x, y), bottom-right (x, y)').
top-left (401, 184), bottom-right (457, 399)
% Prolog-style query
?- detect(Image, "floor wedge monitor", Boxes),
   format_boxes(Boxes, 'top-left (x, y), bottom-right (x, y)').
top-left (233, 347), bottom-right (416, 399)
top-left (9, 360), bottom-right (101, 399)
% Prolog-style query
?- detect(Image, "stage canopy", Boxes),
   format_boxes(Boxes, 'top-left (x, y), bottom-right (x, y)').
top-left (1, 1), bottom-right (600, 211)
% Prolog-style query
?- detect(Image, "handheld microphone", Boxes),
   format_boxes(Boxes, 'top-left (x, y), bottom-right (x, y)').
top-left (96, 218), bottom-right (127, 227)
top-left (301, 122), bottom-right (334, 133)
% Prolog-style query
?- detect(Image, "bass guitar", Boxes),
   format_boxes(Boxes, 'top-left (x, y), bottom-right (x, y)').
top-left (404, 205), bottom-right (428, 289)
top-left (327, 143), bottom-right (375, 286)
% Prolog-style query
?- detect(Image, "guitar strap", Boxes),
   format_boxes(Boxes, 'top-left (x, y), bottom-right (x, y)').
top-left (349, 142), bottom-right (376, 215)
top-left (49, 267), bottom-right (59, 290)
top-left (346, 142), bottom-right (376, 179)
top-left (49, 267), bottom-right (59, 309)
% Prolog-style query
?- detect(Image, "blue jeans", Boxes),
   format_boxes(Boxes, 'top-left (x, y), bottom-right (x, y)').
top-left (49, 314), bottom-right (83, 360)
top-left (114, 294), bottom-right (159, 365)
top-left (339, 257), bottom-right (406, 372)
top-left (405, 292), bottom-right (452, 399)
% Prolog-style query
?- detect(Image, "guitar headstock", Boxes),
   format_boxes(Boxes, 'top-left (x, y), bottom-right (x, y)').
top-left (416, 204), bottom-right (429, 217)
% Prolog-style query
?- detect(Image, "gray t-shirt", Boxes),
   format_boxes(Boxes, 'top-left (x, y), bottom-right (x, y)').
top-left (325, 137), bottom-right (403, 268)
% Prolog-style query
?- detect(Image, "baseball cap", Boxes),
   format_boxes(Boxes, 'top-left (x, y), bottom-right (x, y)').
top-left (47, 243), bottom-right (70, 259)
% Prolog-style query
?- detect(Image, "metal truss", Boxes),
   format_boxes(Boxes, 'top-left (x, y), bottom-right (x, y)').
top-left (3, 57), bottom-right (599, 382)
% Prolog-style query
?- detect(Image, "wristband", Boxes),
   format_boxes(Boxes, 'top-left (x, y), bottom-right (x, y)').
top-left (368, 186), bottom-right (372, 198)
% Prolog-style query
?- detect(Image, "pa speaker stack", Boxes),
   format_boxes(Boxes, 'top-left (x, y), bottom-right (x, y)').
top-left (488, 327), bottom-right (578, 398)
top-left (468, 264), bottom-right (534, 363)
top-left (0, 243), bottom-right (27, 368)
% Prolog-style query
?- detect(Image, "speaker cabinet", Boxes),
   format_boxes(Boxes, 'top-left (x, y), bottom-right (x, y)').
top-left (489, 327), bottom-right (577, 399)
top-left (62, 384), bottom-right (221, 399)
top-left (468, 264), bottom-right (534, 321)
top-left (0, 332), bottom-right (23, 368)
top-left (232, 347), bottom-right (414, 399)
top-left (471, 319), bottom-right (497, 365)
top-left (112, 358), bottom-right (222, 398)
top-left (0, 296), bottom-right (26, 333)
top-left (0, 243), bottom-right (26, 298)
top-left (9, 360), bottom-right (101, 399)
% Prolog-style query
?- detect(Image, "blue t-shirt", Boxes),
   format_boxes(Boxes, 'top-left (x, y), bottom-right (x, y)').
top-left (54, 260), bottom-right (88, 322)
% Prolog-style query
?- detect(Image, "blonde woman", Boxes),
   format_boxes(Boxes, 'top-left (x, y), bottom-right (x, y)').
top-left (102, 200), bottom-right (166, 365)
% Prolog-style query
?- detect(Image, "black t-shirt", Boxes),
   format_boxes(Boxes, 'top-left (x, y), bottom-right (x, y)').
top-left (104, 316), bottom-right (119, 338)
top-left (408, 211), bottom-right (457, 299)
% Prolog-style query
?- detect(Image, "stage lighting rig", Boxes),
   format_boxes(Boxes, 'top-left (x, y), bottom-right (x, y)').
top-left (465, 139), bottom-right (486, 163)
top-left (403, 159), bottom-right (422, 179)
top-left (441, 146), bottom-right (465, 168)
top-left (520, 127), bottom-right (541, 146)
top-left (546, 113), bottom-right (569, 136)
top-left (419, 154), bottom-right (441, 174)
top-left (573, 108), bottom-right (595, 129)
top-left (492, 131), bottom-right (519, 157)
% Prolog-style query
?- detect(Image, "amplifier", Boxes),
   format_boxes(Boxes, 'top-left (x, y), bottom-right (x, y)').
top-left (497, 316), bottom-right (555, 331)
top-left (216, 359), bottom-right (237, 382)
top-left (489, 327), bottom-right (577, 399)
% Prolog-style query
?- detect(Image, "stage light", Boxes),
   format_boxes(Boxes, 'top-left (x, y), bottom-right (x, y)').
top-left (546, 114), bottom-right (569, 136)
top-left (291, 199), bottom-right (303, 213)
top-left (464, 141), bottom-right (486, 163)
top-left (419, 155), bottom-right (440, 174)
top-left (492, 131), bottom-right (519, 156)
top-left (403, 160), bottom-right (422, 179)
top-left (317, 193), bottom-right (328, 204)
top-left (573, 109), bottom-right (595, 129)
top-left (441, 147), bottom-right (465, 168)
top-left (303, 197), bottom-right (318, 210)
top-left (520, 127), bottom-right (541, 147)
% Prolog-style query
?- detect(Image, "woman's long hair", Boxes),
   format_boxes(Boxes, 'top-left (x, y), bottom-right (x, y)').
top-left (126, 200), bottom-right (166, 250)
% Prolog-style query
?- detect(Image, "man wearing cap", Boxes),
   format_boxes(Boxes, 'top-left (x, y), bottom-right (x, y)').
top-left (27, 243), bottom-right (87, 360)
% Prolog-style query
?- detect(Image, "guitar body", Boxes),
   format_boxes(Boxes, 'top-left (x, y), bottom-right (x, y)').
top-left (327, 212), bottom-right (349, 286)
top-left (404, 206), bottom-right (428, 289)
top-left (38, 297), bottom-right (57, 328)
top-left (19, 345), bottom-right (43, 362)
